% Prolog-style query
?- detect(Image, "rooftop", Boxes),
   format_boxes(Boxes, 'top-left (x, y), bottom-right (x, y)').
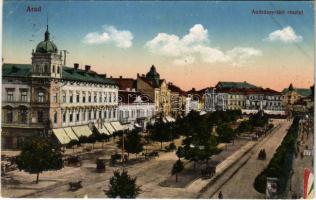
top-left (2, 63), bottom-right (117, 85)
top-left (216, 81), bottom-right (258, 89)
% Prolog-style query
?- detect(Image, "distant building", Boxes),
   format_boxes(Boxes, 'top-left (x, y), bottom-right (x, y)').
top-left (111, 77), bottom-right (155, 130)
top-left (205, 81), bottom-right (284, 114)
top-left (282, 83), bottom-right (312, 107)
top-left (187, 87), bottom-right (208, 112)
top-left (2, 26), bottom-right (118, 149)
top-left (167, 82), bottom-right (189, 117)
top-left (137, 65), bottom-right (171, 117)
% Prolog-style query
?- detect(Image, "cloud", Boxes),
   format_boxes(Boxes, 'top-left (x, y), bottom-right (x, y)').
top-left (173, 55), bottom-right (195, 66)
top-left (265, 26), bottom-right (303, 43)
top-left (83, 25), bottom-right (133, 48)
top-left (145, 24), bottom-right (261, 66)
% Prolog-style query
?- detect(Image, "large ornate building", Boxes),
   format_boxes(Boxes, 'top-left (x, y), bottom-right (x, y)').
top-left (2, 26), bottom-right (119, 149)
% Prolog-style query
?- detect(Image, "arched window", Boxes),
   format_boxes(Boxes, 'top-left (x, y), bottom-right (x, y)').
top-left (52, 65), bottom-right (55, 73)
top-left (37, 92), bottom-right (44, 102)
top-left (6, 107), bottom-right (13, 123)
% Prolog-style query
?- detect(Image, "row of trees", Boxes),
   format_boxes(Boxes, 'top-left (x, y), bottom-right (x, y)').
top-left (253, 116), bottom-right (299, 194)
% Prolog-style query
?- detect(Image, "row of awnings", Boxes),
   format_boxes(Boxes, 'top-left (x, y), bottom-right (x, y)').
top-left (52, 121), bottom-right (140, 145)
top-left (52, 125), bottom-right (93, 145)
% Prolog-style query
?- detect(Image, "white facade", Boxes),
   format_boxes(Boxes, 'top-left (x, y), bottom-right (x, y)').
top-left (58, 81), bottom-right (118, 128)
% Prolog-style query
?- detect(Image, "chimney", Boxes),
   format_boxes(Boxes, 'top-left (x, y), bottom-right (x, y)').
top-left (85, 65), bottom-right (91, 71)
top-left (120, 76), bottom-right (122, 79)
top-left (74, 63), bottom-right (79, 69)
top-left (137, 73), bottom-right (140, 78)
top-left (110, 75), bottom-right (113, 78)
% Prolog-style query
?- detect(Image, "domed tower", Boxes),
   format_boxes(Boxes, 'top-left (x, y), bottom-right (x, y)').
top-left (146, 65), bottom-right (160, 86)
top-left (31, 25), bottom-right (62, 78)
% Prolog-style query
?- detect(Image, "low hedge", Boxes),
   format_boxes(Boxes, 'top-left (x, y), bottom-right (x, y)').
top-left (253, 117), bottom-right (299, 194)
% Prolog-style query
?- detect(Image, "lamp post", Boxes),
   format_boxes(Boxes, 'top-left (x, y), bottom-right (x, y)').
top-left (120, 116), bottom-right (129, 167)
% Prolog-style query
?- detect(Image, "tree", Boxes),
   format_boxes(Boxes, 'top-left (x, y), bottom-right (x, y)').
top-left (106, 170), bottom-right (141, 198)
top-left (117, 129), bottom-right (144, 158)
top-left (172, 159), bottom-right (184, 182)
top-left (216, 124), bottom-right (235, 143)
top-left (16, 138), bottom-right (63, 183)
top-left (66, 139), bottom-right (79, 153)
top-left (149, 120), bottom-right (173, 150)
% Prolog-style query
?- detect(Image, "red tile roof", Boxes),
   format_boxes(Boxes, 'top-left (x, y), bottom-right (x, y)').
top-left (111, 78), bottom-right (137, 90)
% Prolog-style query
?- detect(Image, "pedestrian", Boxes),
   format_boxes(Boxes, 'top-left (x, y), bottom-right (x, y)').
top-left (218, 191), bottom-right (223, 199)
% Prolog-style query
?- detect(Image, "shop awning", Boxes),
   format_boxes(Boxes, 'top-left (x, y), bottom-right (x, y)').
top-left (95, 124), bottom-right (111, 135)
top-left (110, 121), bottom-right (125, 131)
top-left (125, 124), bottom-right (135, 131)
top-left (134, 123), bottom-right (142, 128)
top-left (104, 122), bottom-right (115, 135)
top-left (53, 128), bottom-right (71, 145)
top-left (72, 125), bottom-right (93, 138)
top-left (64, 127), bottom-right (79, 141)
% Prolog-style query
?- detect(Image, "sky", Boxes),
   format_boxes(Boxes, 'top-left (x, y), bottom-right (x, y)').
top-left (2, 1), bottom-right (314, 91)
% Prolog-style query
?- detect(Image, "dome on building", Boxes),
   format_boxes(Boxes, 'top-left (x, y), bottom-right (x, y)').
top-left (35, 25), bottom-right (58, 53)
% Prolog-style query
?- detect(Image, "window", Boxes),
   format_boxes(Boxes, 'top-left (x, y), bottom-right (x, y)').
top-left (89, 110), bottom-right (92, 120)
top-left (62, 93), bottom-right (66, 103)
top-left (94, 95), bottom-right (97, 102)
top-left (69, 93), bottom-right (73, 103)
top-left (7, 90), bottom-right (14, 101)
top-left (69, 112), bottom-right (73, 122)
top-left (113, 94), bottom-right (116, 103)
top-left (62, 112), bottom-right (66, 123)
top-left (52, 65), bottom-right (55, 73)
top-left (104, 93), bottom-right (107, 102)
top-left (76, 93), bottom-right (80, 103)
top-left (94, 110), bottom-right (97, 119)
top-left (82, 110), bottom-right (86, 121)
top-left (54, 112), bottom-right (57, 124)
top-left (88, 93), bottom-right (91, 102)
top-left (20, 90), bottom-right (28, 102)
top-left (76, 112), bottom-right (80, 122)
top-left (109, 109), bottom-right (112, 118)
top-left (6, 109), bottom-right (13, 123)
top-left (82, 92), bottom-right (86, 103)
top-left (38, 111), bottom-right (43, 123)
top-left (53, 94), bottom-right (58, 103)
top-left (99, 110), bottom-right (102, 118)
top-left (104, 110), bottom-right (107, 119)
top-left (113, 109), bottom-right (116, 118)
top-left (20, 109), bottom-right (28, 124)
top-left (109, 93), bottom-right (112, 103)
top-left (57, 66), bottom-right (60, 74)
top-left (37, 92), bottom-right (44, 103)
top-left (99, 93), bottom-right (102, 102)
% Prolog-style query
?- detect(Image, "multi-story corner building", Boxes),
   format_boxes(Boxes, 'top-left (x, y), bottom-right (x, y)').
top-left (167, 82), bottom-right (189, 117)
top-left (111, 77), bottom-right (155, 130)
top-left (136, 65), bottom-right (171, 117)
top-left (2, 26), bottom-right (118, 149)
top-left (282, 83), bottom-right (312, 106)
top-left (205, 81), bottom-right (284, 114)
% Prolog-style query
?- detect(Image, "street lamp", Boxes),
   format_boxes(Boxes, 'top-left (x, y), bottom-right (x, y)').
top-left (119, 116), bottom-right (130, 167)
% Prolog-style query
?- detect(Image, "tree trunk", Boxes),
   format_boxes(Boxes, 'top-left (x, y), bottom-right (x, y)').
top-left (176, 173), bottom-right (178, 182)
top-left (36, 173), bottom-right (40, 184)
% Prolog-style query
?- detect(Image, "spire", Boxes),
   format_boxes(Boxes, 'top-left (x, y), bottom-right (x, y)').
top-left (44, 13), bottom-right (50, 41)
